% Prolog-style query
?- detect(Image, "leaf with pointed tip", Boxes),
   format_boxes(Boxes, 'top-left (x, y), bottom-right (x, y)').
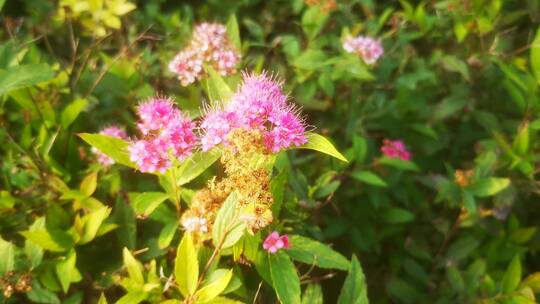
top-left (299, 132), bottom-right (348, 162)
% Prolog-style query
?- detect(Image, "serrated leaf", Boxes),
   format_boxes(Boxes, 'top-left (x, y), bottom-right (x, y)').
top-left (79, 206), bottom-right (111, 244)
top-left (175, 149), bottom-right (221, 185)
top-left (212, 192), bottom-right (245, 248)
top-left (0, 63), bottom-right (54, 95)
top-left (204, 66), bottom-right (233, 106)
top-left (55, 250), bottom-right (82, 293)
top-left (470, 177), bottom-right (510, 197)
top-left (269, 251), bottom-right (301, 304)
top-left (175, 233), bottom-right (199, 296)
top-left (123, 248), bottom-right (144, 285)
top-left (351, 170), bottom-right (387, 187)
top-left (195, 269), bottom-right (233, 303)
top-left (302, 283), bottom-right (323, 304)
top-left (131, 192), bottom-right (169, 217)
top-left (80, 171), bottom-right (97, 197)
top-left (338, 255), bottom-right (368, 304)
top-left (502, 255), bottom-right (521, 294)
top-left (286, 235), bottom-right (349, 270)
top-left (61, 98), bottom-right (88, 129)
top-left (0, 237), bottom-right (15, 275)
top-left (78, 133), bottom-right (135, 168)
top-left (299, 132), bottom-right (348, 162)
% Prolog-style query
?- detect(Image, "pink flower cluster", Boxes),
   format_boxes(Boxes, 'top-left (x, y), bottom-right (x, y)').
top-left (169, 23), bottom-right (241, 86)
top-left (128, 98), bottom-right (197, 173)
top-left (263, 231), bottom-right (290, 253)
top-left (200, 72), bottom-right (308, 152)
top-left (381, 139), bottom-right (411, 161)
top-left (343, 35), bottom-right (384, 64)
top-left (92, 126), bottom-right (128, 166)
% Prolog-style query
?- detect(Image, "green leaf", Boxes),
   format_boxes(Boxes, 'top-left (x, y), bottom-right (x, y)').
top-left (337, 255), bottom-right (368, 304)
top-left (299, 132), bottom-right (348, 162)
top-left (79, 206), bottom-right (111, 244)
top-left (440, 55), bottom-right (470, 81)
top-left (78, 133), bottom-right (135, 168)
top-left (204, 66), bottom-right (233, 106)
top-left (351, 171), bottom-right (387, 187)
top-left (61, 98), bottom-right (88, 129)
top-left (0, 237), bottom-right (15, 275)
top-left (502, 255), bottom-right (521, 294)
top-left (286, 235), bottom-right (350, 271)
top-left (302, 283), bottom-right (323, 304)
top-left (213, 192), bottom-right (245, 248)
top-left (302, 6), bottom-right (328, 40)
top-left (470, 177), bottom-right (510, 197)
top-left (55, 250), bottom-right (82, 293)
top-left (0, 63), bottom-right (54, 95)
top-left (175, 233), bottom-right (199, 296)
top-left (175, 149), bottom-right (221, 185)
top-left (269, 251), bottom-right (301, 304)
top-left (195, 269), bottom-right (233, 303)
top-left (512, 122), bottom-right (529, 155)
top-left (293, 49), bottom-right (328, 70)
top-left (382, 208), bottom-right (416, 224)
top-left (226, 15), bottom-right (241, 51)
top-left (131, 192), bottom-right (169, 217)
top-left (123, 248), bottom-right (144, 285)
top-left (113, 198), bottom-right (137, 249)
top-left (379, 157), bottom-right (419, 171)
top-left (27, 281), bottom-right (61, 304)
top-left (531, 26), bottom-right (540, 85)
top-left (80, 171), bottom-right (97, 197)
top-left (20, 229), bottom-right (72, 252)
top-left (97, 293), bottom-right (108, 304)
top-left (115, 291), bottom-right (146, 304)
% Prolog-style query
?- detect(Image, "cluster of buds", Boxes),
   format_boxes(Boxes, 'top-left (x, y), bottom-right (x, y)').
top-left (0, 272), bottom-right (32, 298)
top-left (168, 23), bottom-right (241, 86)
top-left (92, 126), bottom-right (128, 166)
top-left (343, 35), bottom-right (384, 64)
top-left (128, 97), bottom-right (197, 173)
top-left (201, 72), bottom-right (308, 153)
top-left (381, 139), bottom-right (411, 161)
top-left (454, 169), bottom-right (474, 187)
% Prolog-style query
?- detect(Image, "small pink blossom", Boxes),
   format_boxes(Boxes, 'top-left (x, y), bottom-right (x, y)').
top-left (381, 139), bottom-right (411, 161)
top-left (169, 22), bottom-right (240, 86)
top-left (200, 72), bottom-right (307, 153)
top-left (92, 125), bottom-right (128, 166)
top-left (200, 110), bottom-right (240, 151)
top-left (343, 35), bottom-right (384, 64)
top-left (129, 97), bottom-right (196, 173)
top-left (263, 231), bottom-right (290, 254)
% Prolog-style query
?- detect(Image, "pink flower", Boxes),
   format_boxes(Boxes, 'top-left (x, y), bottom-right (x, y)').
top-left (343, 35), bottom-right (384, 64)
top-left (92, 125), bottom-right (128, 166)
top-left (381, 139), bottom-right (411, 161)
top-left (200, 110), bottom-right (239, 151)
top-left (264, 109), bottom-right (307, 152)
top-left (263, 231), bottom-right (290, 253)
top-left (169, 22), bottom-right (240, 86)
top-left (129, 97), bottom-right (196, 173)
top-left (199, 72), bottom-right (307, 153)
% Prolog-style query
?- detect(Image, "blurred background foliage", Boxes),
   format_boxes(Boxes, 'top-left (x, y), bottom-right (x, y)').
top-left (1, 0), bottom-right (540, 303)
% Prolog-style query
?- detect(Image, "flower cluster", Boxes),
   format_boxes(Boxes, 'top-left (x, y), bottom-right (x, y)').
top-left (92, 126), bottom-right (128, 166)
top-left (263, 231), bottom-right (290, 253)
top-left (168, 23), bottom-right (240, 86)
top-left (343, 35), bottom-right (384, 64)
top-left (128, 98), bottom-right (196, 173)
top-left (381, 139), bottom-right (411, 161)
top-left (200, 72), bottom-right (308, 153)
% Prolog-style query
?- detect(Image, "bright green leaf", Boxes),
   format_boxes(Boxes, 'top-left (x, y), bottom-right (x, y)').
top-left (470, 177), bottom-right (510, 197)
top-left (131, 192), bottom-right (169, 217)
top-left (175, 233), bottom-right (199, 296)
top-left (0, 63), bottom-right (54, 95)
top-left (502, 255), bottom-right (522, 294)
top-left (213, 192), bottom-right (245, 249)
top-left (299, 132), bottom-right (348, 162)
top-left (78, 133), bottom-right (135, 168)
top-left (351, 171), bottom-right (387, 187)
top-left (269, 251), bottom-right (301, 304)
top-left (0, 237), bottom-right (15, 275)
top-left (123, 248), bottom-right (144, 285)
top-left (55, 250), bottom-right (82, 293)
top-left (195, 269), bottom-right (233, 303)
top-left (80, 171), bottom-right (97, 197)
top-left (531, 26), bottom-right (540, 85)
top-left (286, 235), bottom-right (349, 271)
top-left (61, 98), bottom-right (88, 129)
top-left (337, 255), bottom-right (368, 304)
